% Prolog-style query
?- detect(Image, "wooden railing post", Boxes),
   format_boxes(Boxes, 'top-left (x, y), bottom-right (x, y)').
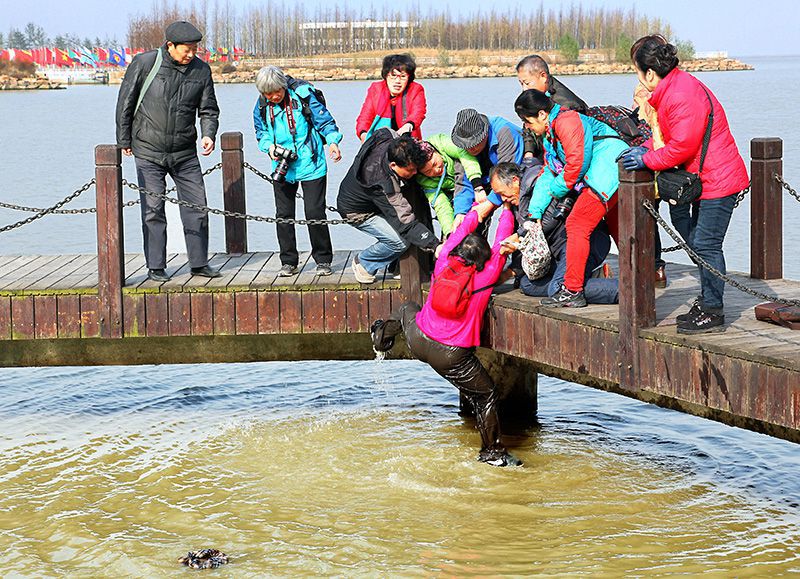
top-left (95, 144), bottom-right (124, 338)
top-left (221, 131), bottom-right (247, 255)
top-left (750, 137), bottom-right (783, 280)
top-left (400, 247), bottom-right (425, 304)
top-left (617, 162), bottom-right (656, 391)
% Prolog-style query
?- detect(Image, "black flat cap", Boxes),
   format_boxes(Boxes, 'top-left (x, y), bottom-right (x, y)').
top-left (165, 21), bottom-right (203, 44)
top-left (451, 108), bottom-right (489, 150)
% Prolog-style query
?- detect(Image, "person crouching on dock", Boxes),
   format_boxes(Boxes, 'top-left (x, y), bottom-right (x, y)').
top-left (371, 199), bottom-right (522, 467)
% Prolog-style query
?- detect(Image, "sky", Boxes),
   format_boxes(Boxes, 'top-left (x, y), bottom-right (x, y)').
top-left (1, 0), bottom-right (796, 57)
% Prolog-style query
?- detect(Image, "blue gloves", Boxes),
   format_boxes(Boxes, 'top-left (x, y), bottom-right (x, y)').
top-left (616, 146), bottom-right (649, 171)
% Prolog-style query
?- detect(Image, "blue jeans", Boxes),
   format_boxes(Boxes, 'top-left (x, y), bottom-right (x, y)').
top-left (691, 195), bottom-right (736, 311)
top-left (354, 216), bottom-right (409, 276)
top-left (654, 199), bottom-right (697, 269)
top-left (519, 228), bottom-right (618, 304)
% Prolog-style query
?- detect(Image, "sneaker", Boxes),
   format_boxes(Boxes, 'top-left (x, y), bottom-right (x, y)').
top-left (147, 268), bottom-right (170, 282)
top-left (478, 449), bottom-right (523, 467)
top-left (278, 264), bottom-right (298, 277)
top-left (677, 307), bottom-right (725, 335)
top-left (370, 319), bottom-right (402, 352)
top-left (676, 297), bottom-right (702, 323)
top-left (540, 285), bottom-right (587, 308)
top-left (351, 255), bottom-right (376, 284)
top-left (315, 263), bottom-right (333, 276)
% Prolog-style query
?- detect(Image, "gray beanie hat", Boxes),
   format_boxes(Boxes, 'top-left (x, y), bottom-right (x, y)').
top-left (451, 108), bottom-right (489, 150)
top-left (165, 21), bottom-right (203, 44)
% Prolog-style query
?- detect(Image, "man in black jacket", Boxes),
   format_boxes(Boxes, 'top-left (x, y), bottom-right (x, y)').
top-left (116, 21), bottom-right (220, 282)
top-left (337, 129), bottom-right (439, 284)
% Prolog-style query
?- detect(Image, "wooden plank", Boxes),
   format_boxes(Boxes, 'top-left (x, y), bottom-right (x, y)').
top-left (205, 252), bottom-right (254, 290)
top-left (294, 253), bottom-right (320, 289)
top-left (57, 295), bottom-right (81, 338)
top-left (271, 252), bottom-right (311, 288)
top-left (0, 296), bottom-right (10, 340)
top-left (367, 287), bottom-right (392, 322)
top-left (0, 255), bottom-right (59, 290)
top-left (213, 293), bottom-right (236, 335)
top-left (324, 289), bottom-right (347, 334)
top-left (46, 255), bottom-right (100, 291)
top-left (79, 295), bottom-right (100, 338)
top-left (257, 291), bottom-right (280, 334)
top-left (346, 290), bottom-right (369, 333)
top-left (123, 293), bottom-right (146, 337)
top-left (38, 254), bottom-right (95, 291)
top-left (279, 292), bottom-right (302, 333)
top-left (137, 253), bottom-right (183, 291)
top-left (7, 255), bottom-right (82, 291)
top-left (123, 253), bottom-right (149, 288)
top-left (144, 293), bottom-right (169, 337)
top-left (11, 296), bottom-right (35, 339)
top-left (302, 291), bottom-right (325, 333)
top-left (251, 252), bottom-right (283, 288)
top-left (0, 255), bottom-right (23, 269)
top-left (0, 256), bottom-right (40, 286)
top-left (33, 295), bottom-right (58, 339)
top-left (168, 293), bottom-right (192, 337)
top-left (229, 252), bottom-right (270, 288)
top-left (235, 292), bottom-right (258, 335)
top-left (159, 259), bottom-right (193, 292)
top-left (182, 253), bottom-right (231, 290)
top-left (190, 293), bottom-right (214, 336)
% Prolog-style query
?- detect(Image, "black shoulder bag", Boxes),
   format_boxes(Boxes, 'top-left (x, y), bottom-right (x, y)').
top-left (656, 88), bottom-right (714, 205)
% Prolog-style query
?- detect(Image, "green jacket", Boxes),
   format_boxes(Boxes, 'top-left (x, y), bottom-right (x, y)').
top-left (415, 133), bottom-right (482, 235)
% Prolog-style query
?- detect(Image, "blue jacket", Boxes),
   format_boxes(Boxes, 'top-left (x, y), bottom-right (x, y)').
top-left (529, 104), bottom-right (628, 219)
top-left (475, 117), bottom-right (525, 209)
top-left (253, 84), bottom-right (343, 183)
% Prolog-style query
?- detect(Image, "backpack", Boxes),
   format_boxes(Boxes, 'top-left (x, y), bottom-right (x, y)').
top-left (429, 257), bottom-right (493, 318)
top-left (258, 75), bottom-right (327, 160)
top-left (586, 105), bottom-right (652, 146)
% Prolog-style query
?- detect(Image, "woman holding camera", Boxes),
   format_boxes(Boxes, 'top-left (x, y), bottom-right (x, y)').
top-left (254, 65), bottom-right (343, 277)
top-left (618, 36), bottom-right (749, 334)
top-left (356, 54), bottom-right (427, 142)
top-left (514, 89), bottom-right (627, 308)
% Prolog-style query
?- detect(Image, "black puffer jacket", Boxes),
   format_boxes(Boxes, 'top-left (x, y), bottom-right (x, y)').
top-left (116, 46), bottom-right (219, 166)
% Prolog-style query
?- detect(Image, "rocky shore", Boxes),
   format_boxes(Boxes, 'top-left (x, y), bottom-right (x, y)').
top-left (211, 58), bottom-right (752, 84)
top-left (0, 74), bottom-right (64, 90)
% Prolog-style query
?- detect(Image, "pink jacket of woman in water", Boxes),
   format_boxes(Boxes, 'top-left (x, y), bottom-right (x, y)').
top-left (416, 206), bottom-right (515, 348)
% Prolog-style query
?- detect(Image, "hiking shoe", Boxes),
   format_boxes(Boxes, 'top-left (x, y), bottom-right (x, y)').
top-left (677, 307), bottom-right (725, 335)
top-left (315, 263), bottom-right (333, 276)
top-left (370, 319), bottom-right (402, 352)
top-left (676, 297), bottom-right (703, 323)
top-left (278, 264), bottom-right (298, 277)
top-left (478, 449), bottom-right (523, 467)
top-left (540, 285), bottom-right (587, 308)
top-left (352, 255), bottom-right (376, 284)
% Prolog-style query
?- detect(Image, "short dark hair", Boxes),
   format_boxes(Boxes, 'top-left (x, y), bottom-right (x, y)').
top-left (516, 54), bottom-right (554, 94)
top-left (490, 162), bottom-right (523, 186)
top-left (381, 53), bottom-right (416, 83)
top-left (450, 233), bottom-right (492, 272)
top-left (514, 89), bottom-right (554, 121)
top-left (631, 35), bottom-right (679, 78)
top-left (388, 134), bottom-right (427, 168)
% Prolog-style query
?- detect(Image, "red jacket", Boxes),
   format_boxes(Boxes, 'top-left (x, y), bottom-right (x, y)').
top-left (355, 80), bottom-right (427, 140)
top-left (644, 68), bottom-right (748, 200)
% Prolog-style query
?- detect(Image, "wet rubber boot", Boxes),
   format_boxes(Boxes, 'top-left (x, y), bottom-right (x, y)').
top-left (472, 391), bottom-right (523, 467)
top-left (370, 319), bottom-right (403, 352)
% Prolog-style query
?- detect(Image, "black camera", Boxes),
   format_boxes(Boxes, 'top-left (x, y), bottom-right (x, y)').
top-left (553, 192), bottom-right (579, 220)
top-left (270, 145), bottom-right (298, 183)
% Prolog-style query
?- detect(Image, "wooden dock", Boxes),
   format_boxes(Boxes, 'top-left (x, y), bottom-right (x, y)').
top-left (1, 133), bottom-right (798, 442)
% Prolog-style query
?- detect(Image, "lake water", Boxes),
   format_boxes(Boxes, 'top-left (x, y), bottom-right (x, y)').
top-left (1, 57), bottom-right (799, 576)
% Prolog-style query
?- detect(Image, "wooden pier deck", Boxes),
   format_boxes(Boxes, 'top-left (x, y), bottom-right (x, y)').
top-left (1, 133), bottom-right (798, 443)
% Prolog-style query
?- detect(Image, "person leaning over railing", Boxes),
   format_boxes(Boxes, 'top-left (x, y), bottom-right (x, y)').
top-left (336, 129), bottom-right (438, 284)
top-left (414, 135), bottom-right (483, 238)
top-left (253, 65), bottom-right (343, 277)
top-left (514, 89), bottom-right (628, 308)
top-left (617, 35), bottom-right (749, 334)
top-left (356, 53), bottom-right (427, 142)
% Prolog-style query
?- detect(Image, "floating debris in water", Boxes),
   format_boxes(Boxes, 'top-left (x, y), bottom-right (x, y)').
top-left (177, 549), bottom-right (229, 569)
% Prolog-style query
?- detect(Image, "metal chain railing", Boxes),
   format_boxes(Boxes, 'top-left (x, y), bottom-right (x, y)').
top-left (775, 174), bottom-right (800, 204)
top-left (659, 184), bottom-right (751, 253)
top-left (0, 178), bottom-right (97, 234)
top-left (642, 198), bottom-right (800, 306)
top-left (243, 161), bottom-right (341, 214)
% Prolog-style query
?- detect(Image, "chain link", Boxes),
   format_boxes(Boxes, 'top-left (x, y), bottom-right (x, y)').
top-left (775, 174), bottom-right (800, 204)
top-left (642, 198), bottom-right (800, 306)
top-left (243, 161), bottom-right (341, 214)
top-left (0, 178), bottom-right (97, 234)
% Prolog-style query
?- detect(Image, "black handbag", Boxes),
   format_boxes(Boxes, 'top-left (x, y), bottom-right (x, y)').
top-left (656, 88), bottom-right (714, 205)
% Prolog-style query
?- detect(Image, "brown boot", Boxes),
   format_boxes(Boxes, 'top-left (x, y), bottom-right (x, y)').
top-left (655, 265), bottom-right (667, 288)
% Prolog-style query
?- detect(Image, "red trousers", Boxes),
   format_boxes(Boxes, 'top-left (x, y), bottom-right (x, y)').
top-left (564, 189), bottom-right (618, 292)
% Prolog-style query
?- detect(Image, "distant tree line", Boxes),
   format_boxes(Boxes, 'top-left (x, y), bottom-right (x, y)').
top-left (1, 23), bottom-right (119, 50)
top-left (124, 1), bottom-right (675, 60)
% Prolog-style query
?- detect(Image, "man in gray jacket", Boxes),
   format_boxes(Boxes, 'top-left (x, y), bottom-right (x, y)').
top-left (116, 21), bottom-right (220, 281)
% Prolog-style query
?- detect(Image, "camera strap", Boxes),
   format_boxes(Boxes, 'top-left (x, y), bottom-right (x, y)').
top-left (268, 93), bottom-right (299, 155)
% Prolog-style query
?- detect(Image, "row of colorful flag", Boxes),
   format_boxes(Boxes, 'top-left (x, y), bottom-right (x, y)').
top-left (0, 47), bottom-right (246, 67)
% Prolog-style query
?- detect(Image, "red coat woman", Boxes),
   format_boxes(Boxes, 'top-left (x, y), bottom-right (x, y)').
top-left (356, 54), bottom-right (427, 141)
